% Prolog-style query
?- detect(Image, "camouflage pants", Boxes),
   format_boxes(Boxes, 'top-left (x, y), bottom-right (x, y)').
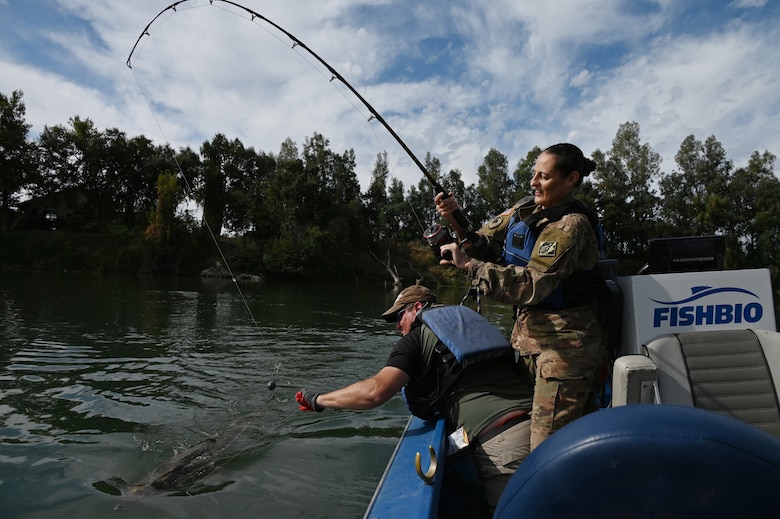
top-left (521, 338), bottom-right (603, 450)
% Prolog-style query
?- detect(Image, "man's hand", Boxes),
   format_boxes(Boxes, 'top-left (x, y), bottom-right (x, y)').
top-left (296, 389), bottom-right (324, 412)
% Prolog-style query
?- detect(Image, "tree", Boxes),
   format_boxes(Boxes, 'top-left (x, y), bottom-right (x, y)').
top-left (261, 133), bottom-right (365, 278)
top-left (729, 150), bottom-right (780, 269)
top-left (592, 121), bottom-right (661, 260)
top-left (114, 134), bottom-right (165, 229)
top-left (243, 151), bottom-right (277, 240)
top-left (471, 148), bottom-right (513, 228)
top-left (363, 152), bottom-right (391, 241)
top-left (0, 90), bottom-right (36, 231)
top-left (70, 117), bottom-right (115, 229)
top-left (363, 153), bottom-right (399, 284)
top-left (752, 172), bottom-right (780, 275)
top-left (36, 123), bottom-right (74, 197)
top-left (301, 133), bottom-right (362, 269)
top-left (406, 153), bottom-right (443, 232)
top-left (220, 142), bottom-right (274, 236)
top-left (145, 171), bottom-right (182, 245)
top-left (198, 133), bottom-right (233, 236)
top-left (101, 128), bottom-right (162, 229)
top-left (660, 134), bottom-right (733, 236)
top-left (387, 177), bottom-right (412, 241)
top-left (512, 146), bottom-right (542, 202)
top-left (34, 116), bottom-right (116, 230)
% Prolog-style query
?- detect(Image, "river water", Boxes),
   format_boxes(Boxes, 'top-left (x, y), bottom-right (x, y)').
top-left (0, 271), bottom-right (513, 518)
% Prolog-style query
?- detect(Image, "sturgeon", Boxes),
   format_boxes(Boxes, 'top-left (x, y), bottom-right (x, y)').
top-left (119, 411), bottom-right (262, 505)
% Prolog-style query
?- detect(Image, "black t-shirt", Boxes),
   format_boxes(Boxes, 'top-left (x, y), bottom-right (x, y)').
top-left (385, 322), bottom-right (426, 376)
top-left (384, 320), bottom-right (533, 437)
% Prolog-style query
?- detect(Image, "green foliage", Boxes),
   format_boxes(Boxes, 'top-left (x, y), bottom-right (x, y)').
top-left (471, 148), bottom-right (513, 227)
top-left (660, 135), bottom-right (734, 235)
top-left (1, 86), bottom-right (779, 298)
top-left (592, 121), bottom-right (661, 260)
top-left (512, 146), bottom-right (542, 201)
top-left (145, 171), bottom-right (181, 246)
top-left (0, 90), bottom-right (36, 231)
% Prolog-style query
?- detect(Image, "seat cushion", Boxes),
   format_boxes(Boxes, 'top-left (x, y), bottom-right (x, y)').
top-left (494, 405), bottom-right (780, 518)
top-left (646, 329), bottom-right (780, 436)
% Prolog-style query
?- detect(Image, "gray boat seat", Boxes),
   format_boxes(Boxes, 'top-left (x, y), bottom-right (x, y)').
top-left (612, 329), bottom-right (780, 437)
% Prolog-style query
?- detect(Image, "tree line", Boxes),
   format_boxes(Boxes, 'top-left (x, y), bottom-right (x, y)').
top-left (1, 89), bottom-right (779, 288)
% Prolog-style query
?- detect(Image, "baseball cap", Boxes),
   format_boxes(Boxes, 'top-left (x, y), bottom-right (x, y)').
top-left (381, 285), bottom-right (437, 322)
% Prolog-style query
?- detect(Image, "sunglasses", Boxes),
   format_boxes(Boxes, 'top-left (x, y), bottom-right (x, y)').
top-left (396, 305), bottom-right (412, 322)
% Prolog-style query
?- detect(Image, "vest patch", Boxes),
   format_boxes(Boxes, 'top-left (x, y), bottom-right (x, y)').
top-left (487, 215), bottom-right (505, 229)
top-left (537, 241), bottom-right (558, 257)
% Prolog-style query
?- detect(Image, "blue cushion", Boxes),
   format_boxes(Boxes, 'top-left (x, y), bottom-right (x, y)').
top-left (494, 405), bottom-right (780, 518)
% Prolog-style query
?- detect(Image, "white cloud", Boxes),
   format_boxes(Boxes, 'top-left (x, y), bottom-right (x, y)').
top-left (730, 0), bottom-right (768, 8)
top-left (566, 19), bottom-right (780, 172)
top-left (1, 0), bottom-right (778, 195)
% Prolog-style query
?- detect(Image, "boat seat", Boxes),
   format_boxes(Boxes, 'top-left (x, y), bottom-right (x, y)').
top-left (493, 405), bottom-right (780, 518)
top-left (612, 329), bottom-right (780, 437)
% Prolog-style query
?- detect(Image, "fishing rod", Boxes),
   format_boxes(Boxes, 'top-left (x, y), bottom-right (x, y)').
top-left (126, 0), bottom-right (482, 251)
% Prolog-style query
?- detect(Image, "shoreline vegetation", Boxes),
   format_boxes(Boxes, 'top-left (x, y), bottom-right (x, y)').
top-left (0, 230), bottom-right (465, 288)
top-left (3, 229), bottom-right (778, 328)
top-left (2, 90), bottom-right (778, 300)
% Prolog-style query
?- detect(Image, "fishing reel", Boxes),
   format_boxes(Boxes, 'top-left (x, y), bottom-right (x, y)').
top-left (422, 223), bottom-right (454, 261)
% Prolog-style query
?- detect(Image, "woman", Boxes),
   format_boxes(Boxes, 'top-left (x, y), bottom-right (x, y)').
top-left (436, 143), bottom-right (605, 450)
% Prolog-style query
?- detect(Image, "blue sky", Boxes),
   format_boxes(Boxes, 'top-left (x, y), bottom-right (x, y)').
top-left (1, 0), bottom-right (778, 192)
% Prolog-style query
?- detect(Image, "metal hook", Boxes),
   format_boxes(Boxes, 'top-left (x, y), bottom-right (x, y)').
top-left (414, 445), bottom-right (438, 485)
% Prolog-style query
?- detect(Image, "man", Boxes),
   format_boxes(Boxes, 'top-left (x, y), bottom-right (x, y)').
top-left (296, 285), bottom-right (533, 514)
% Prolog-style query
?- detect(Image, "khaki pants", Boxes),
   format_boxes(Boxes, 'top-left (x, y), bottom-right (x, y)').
top-left (471, 419), bottom-right (531, 513)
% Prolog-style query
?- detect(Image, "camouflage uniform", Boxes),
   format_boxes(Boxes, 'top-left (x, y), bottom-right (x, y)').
top-left (465, 196), bottom-right (604, 450)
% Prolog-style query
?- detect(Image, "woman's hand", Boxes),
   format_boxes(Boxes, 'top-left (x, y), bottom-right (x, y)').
top-left (439, 242), bottom-right (471, 270)
top-left (434, 191), bottom-right (460, 218)
top-left (434, 192), bottom-right (469, 241)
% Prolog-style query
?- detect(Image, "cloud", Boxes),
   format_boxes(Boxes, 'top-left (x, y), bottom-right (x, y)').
top-left (566, 17), bottom-right (780, 171)
top-left (1, 0), bottom-right (778, 195)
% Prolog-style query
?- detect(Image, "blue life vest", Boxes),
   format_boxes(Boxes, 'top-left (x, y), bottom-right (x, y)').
top-left (502, 217), bottom-right (537, 267)
top-left (502, 199), bottom-right (604, 309)
top-left (401, 306), bottom-right (515, 419)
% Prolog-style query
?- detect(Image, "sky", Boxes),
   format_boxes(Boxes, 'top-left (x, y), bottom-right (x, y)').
top-left (1, 0), bottom-right (779, 193)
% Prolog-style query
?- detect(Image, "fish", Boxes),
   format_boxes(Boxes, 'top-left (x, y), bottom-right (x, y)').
top-left (116, 410), bottom-right (263, 507)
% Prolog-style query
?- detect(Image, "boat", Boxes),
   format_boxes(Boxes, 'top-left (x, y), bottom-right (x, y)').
top-left (364, 235), bottom-right (780, 518)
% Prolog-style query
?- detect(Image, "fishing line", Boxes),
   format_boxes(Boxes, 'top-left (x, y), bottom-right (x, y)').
top-left (128, 0), bottom-right (439, 378)
top-left (128, 0), bottom-right (444, 495)
top-left (128, 69), bottom-right (259, 329)
top-left (127, 35), bottom-right (303, 494)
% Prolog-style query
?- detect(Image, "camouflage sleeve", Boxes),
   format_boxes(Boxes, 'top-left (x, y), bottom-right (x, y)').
top-left (464, 198), bottom-right (534, 262)
top-left (466, 213), bottom-right (597, 306)
top-left (463, 209), bottom-right (510, 262)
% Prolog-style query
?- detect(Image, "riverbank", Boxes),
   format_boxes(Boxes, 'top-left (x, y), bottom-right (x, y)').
top-left (0, 230), bottom-right (463, 287)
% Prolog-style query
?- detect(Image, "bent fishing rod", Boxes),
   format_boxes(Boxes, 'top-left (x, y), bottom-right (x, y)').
top-left (126, 0), bottom-right (482, 247)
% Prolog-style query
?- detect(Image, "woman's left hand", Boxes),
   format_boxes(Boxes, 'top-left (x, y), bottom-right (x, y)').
top-left (440, 242), bottom-right (470, 270)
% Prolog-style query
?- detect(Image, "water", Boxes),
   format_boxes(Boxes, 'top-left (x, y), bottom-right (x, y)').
top-left (0, 272), bottom-right (513, 518)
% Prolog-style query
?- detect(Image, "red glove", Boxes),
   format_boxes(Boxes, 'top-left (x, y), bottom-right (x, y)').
top-left (296, 389), bottom-right (323, 412)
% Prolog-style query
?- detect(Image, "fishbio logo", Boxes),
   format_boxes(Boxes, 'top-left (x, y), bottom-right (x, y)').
top-left (652, 286), bottom-right (763, 328)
